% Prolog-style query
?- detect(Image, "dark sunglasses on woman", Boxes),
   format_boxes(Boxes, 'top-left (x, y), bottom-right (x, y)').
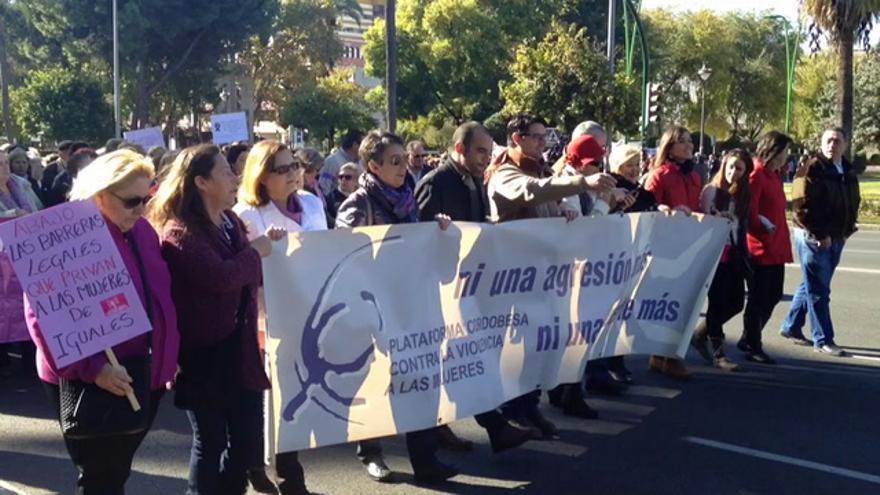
top-left (271, 160), bottom-right (304, 175)
top-left (113, 192), bottom-right (151, 209)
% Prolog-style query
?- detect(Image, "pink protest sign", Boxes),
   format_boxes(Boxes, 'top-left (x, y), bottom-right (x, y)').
top-left (0, 201), bottom-right (152, 368)
top-left (0, 250), bottom-right (29, 343)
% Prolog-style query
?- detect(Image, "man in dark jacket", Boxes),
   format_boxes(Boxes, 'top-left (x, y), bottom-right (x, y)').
top-left (416, 123), bottom-right (491, 223)
top-left (781, 128), bottom-right (860, 356)
top-left (416, 122), bottom-right (539, 451)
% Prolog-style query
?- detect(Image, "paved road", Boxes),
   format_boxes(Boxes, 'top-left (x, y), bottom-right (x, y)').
top-left (2, 231), bottom-right (879, 495)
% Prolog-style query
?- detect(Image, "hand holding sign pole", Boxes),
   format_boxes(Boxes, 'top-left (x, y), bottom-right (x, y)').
top-left (105, 348), bottom-right (141, 411)
top-left (0, 201), bottom-right (152, 412)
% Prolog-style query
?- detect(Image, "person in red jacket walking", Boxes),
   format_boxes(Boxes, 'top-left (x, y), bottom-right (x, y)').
top-left (644, 125), bottom-right (701, 380)
top-left (738, 132), bottom-right (794, 364)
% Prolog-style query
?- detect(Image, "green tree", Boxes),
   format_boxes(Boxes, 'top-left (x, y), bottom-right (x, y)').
top-left (279, 68), bottom-right (377, 147)
top-left (11, 0), bottom-right (277, 128)
top-left (12, 67), bottom-right (112, 144)
top-left (801, 0), bottom-right (880, 150)
top-left (501, 22), bottom-right (639, 135)
top-left (642, 9), bottom-right (788, 140)
top-left (797, 52), bottom-right (880, 164)
top-left (364, 0), bottom-right (560, 125)
top-left (792, 51), bottom-right (837, 144)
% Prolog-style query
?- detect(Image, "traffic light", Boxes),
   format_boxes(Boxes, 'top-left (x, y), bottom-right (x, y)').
top-left (647, 82), bottom-right (663, 123)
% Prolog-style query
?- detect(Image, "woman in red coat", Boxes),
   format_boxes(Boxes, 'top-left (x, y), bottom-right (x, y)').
top-left (738, 131), bottom-right (795, 363)
top-left (644, 125), bottom-right (701, 380)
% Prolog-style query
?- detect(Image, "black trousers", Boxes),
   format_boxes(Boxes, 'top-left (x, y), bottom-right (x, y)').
top-left (474, 409), bottom-right (508, 434)
top-left (275, 451), bottom-right (306, 494)
top-left (356, 427), bottom-right (439, 472)
top-left (499, 390), bottom-right (541, 419)
top-left (742, 263), bottom-right (785, 351)
top-left (185, 388), bottom-right (263, 495)
top-left (43, 382), bottom-right (164, 495)
top-left (695, 261), bottom-right (746, 357)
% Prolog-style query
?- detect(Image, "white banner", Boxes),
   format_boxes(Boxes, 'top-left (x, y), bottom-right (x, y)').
top-left (263, 213), bottom-right (728, 453)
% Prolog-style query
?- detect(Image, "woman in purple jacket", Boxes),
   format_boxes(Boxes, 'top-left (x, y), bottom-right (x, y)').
top-left (149, 145), bottom-right (289, 495)
top-left (27, 150), bottom-right (181, 494)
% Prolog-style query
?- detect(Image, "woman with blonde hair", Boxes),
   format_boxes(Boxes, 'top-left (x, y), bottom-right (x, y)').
top-left (27, 149), bottom-right (180, 494)
top-left (150, 144), bottom-right (292, 495)
top-left (234, 140), bottom-right (327, 237)
top-left (234, 140), bottom-right (322, 492)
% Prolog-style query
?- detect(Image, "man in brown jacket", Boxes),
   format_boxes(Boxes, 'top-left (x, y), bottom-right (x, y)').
top-left (780, 127), bottom-right (860, 356)
top-left (485, 113), bottom-right (616, 437)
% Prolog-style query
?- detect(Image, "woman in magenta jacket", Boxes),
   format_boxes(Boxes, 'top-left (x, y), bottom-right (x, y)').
top-left (27, 150), bottom-right (180, 494)
top-left (643, 125), bottom-right (701, 380)
top-left (738, 131), bottom-right (795, 363)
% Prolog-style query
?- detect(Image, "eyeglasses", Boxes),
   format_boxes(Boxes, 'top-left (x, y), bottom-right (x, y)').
top-left (270, 161), bottom-right (303, 175)
top-left (112, 192), bottom-right (151, 209)
top-left (338, 174), bottom-right (354, 180)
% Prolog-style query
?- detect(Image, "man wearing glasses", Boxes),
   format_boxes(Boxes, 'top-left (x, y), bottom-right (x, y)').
top-left (406, 140), bottom-right (430, 185)
top-left (325, 162), bottom-right (360, 225)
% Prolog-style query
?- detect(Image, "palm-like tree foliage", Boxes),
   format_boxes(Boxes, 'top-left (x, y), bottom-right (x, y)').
top-left (801, 0), bottom-right (880, 154)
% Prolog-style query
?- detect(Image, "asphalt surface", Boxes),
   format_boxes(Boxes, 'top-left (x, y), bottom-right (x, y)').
top-left (2, 230), bottom-right (879, 495)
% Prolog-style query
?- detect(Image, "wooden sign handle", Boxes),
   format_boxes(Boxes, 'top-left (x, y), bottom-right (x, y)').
top-left (104, 348), bottom-right (142, 412)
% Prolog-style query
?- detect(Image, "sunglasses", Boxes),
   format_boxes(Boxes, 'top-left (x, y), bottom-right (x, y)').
top-left (112, 192), bottom-right (151, 209)
top-left (338, 174), bottom-right (354, 180)
top-left (271, 161), bottom-right (303, 175)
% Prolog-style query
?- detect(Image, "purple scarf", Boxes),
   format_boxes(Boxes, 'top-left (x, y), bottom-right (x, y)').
top-left (278, 194), bottom-right (304, 225)
top-left (4, 177), bottom-right (35, 213)
top-left (361, 172), bottom-right (417, 223)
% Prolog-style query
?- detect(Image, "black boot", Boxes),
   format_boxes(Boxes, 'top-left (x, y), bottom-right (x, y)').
top-left (248, 468), bottom-right (279, 494)
top-left (561, 385), bottom-right (598, 419)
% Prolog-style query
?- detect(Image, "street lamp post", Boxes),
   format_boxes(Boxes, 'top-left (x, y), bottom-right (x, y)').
top-left (697, 63), bottom-right (712, 158)
top-left (606, 0), bottom-right (617, 76)
top-left (112, 0), bottom-right (121, 138)
top-left (766, 15), bottom-right (799, 134)
top-left (385, 0), bottom-right (397, 133)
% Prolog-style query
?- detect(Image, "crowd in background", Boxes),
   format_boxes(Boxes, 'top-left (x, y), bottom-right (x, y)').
top-left (0, 112), bottom-right (861, 494)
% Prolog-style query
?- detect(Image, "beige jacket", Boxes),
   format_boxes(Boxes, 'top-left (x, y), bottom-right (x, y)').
top-left (487, 162), bottom-right (587, 223)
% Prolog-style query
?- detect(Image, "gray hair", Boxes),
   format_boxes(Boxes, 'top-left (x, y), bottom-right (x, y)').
top-left (572, 121), bottom-right (606, 140)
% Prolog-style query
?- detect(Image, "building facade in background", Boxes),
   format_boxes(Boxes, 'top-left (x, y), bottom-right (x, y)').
top-left (337, 0), bottom-right (385, 88)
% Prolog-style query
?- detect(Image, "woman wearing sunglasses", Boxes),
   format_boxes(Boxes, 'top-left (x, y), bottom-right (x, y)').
top-left (150, 144), bottom-right (286, 495)
top-left (235, 140), bottom-right (327, 237)
top-left (233, 140), bottom-right (328, 494)
top-left (26, 150), bottom-right (180, 494)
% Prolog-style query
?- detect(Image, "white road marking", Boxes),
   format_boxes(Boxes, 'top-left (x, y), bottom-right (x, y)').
top-left (850, 354), bottom-right (880, 363)
top-left (623, 384), bottom-right (682, 399)
top-left (683, 437), bottom-right (880, 485)
top-left (520, 439), bottom-right (588, 457)
top-left (786, 264), bottom-right (880, 275)
top-left (841, 248), bottom-right (880, 254)
top-left (0, 480), bottom-right (29, 495)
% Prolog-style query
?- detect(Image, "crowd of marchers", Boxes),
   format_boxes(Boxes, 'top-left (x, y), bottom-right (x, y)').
top-left (0, 112), bottom-right (861, 494)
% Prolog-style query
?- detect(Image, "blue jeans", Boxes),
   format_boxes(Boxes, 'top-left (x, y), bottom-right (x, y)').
top-left (782, 229), bottom-right (844, 347)
top-left (185, 388), bottom-right (263, 495)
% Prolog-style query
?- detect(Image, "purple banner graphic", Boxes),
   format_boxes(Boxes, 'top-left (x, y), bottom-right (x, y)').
top-left (0, 201), bottom-right (152, 367)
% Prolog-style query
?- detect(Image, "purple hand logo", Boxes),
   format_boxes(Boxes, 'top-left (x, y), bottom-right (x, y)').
top-left (282, 236), bottom-right (401, 424)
